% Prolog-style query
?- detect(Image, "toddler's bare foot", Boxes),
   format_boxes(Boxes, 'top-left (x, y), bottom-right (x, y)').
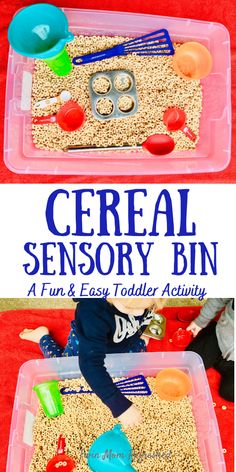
top-left (141, 335), bottom-right (150, 346)
top-left (19, 326), bottom-right (49, 344)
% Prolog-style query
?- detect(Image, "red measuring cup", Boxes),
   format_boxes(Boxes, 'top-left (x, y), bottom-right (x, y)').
top-left (32, 100), bottom-right (86, 131)
top-left (142, 134), bottom-right (175, 155)
top-left (172, 328), bottom-right (193, 348)
top-left (46, 435), bottom-right (76, 472)
top-left (163, 107), bottom-right (196, 142)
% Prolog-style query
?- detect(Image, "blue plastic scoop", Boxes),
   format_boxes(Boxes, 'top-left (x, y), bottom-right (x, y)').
top-left (73, 29), bottom-right (174, 65)
top-left (88, 425), bottom-right (136, 472)
top-left (60, 375), bottom-right (152, 396)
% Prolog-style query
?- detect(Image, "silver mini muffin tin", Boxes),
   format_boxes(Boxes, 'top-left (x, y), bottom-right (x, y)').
top-left (144, 313), bottom-right (166, 340)
top-left (89, 70), bottom-right (138, 121)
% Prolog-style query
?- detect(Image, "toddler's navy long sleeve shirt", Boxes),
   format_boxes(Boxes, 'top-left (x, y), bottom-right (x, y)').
top-left (73, 298), bottom-right (153, 417)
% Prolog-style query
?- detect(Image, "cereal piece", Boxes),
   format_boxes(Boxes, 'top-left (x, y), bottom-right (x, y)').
top-left (29, 377), bottom-right (204, 472)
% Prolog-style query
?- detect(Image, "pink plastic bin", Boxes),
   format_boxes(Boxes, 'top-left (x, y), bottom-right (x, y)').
top-left (7, 352), bottom-right (226, 472)
top-left (5, 9), bottom-right (231, 175)
top-left (4, 9), bottom-right (231, 176)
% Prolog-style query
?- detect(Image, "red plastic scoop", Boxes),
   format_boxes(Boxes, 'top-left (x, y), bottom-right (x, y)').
top-left (46, 436), bottom-right (76, 472)
top-left (142, 134), bottom-right (175, 155)
top-left (163, 107), bottom-right (196, 142)
top-left (177, 309), bottom-right (197, 322)
top-left (172, 328), bottom-right (193, 348)
top-left (32, 101), bottom-right (86, 132)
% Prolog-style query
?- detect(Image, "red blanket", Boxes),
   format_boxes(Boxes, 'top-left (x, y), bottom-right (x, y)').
top-left (0, 306), bottom-right (234, 471)
top-left (0, 0), bottom-right (235, 183)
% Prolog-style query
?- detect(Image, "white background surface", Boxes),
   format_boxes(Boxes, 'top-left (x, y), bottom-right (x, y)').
top-left (0, 184), bottom-right (235, 298)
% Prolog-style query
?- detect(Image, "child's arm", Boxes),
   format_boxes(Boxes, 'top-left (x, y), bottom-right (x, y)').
top-left (187, 298), bottom-right (231, 336)
top-left (76, 301), bottom-right (141, 427)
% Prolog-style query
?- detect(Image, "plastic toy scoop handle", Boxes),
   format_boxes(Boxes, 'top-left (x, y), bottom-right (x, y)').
top-left (180, 124), bottom-right (196, 142)
top-left (34, 97), bottom-right (59, 109)
top-left (34, 91), bottom-right (72, 109)
top-left (57, 435), bottom-right (66, 454)
top-left (73, 45), bottom-right (123, 65)
top-left (32, 115), bottom-right (57, 124)
top-left (163, 107), bottom-right (196, 142)
top-left (32, 101), bottom-right (85, 131)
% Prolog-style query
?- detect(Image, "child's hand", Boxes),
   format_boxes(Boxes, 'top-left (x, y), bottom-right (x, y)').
top-left (118, 404), bottom-right (142, 429)
top-left (186, 321), bottom-right (202, 337)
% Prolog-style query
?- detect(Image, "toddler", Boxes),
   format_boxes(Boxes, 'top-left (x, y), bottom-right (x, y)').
top-left (20, 297), bottom-right (165, 427)
top-left (186, 298), bottom-right (234, 402)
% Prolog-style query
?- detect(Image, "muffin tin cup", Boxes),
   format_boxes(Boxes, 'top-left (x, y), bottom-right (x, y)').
top-left (144, 312), bottom-right (166, 340)
top-left (89, 69), bottom-right (138, 120)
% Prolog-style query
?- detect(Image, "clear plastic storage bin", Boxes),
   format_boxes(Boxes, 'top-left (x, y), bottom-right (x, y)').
top-left (7, 352), bottom-right (226, 471)
top-left (4, 9), bottom-right (231, 175)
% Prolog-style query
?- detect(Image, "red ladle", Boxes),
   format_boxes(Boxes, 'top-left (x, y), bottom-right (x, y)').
top-left (66, 134), bottom-right (175, 156)
top-left (32, 100), bottom-right (86, 132)
top-left (163, 107), bottom-right (196, 142)
top-left (46, 435), bottom-right (76, 472)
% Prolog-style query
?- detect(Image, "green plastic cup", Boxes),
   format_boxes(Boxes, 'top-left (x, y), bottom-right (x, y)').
top-left (44, 47), bottom-right (73, 76)
top-left (33, 380), bottom-right (64, 418)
